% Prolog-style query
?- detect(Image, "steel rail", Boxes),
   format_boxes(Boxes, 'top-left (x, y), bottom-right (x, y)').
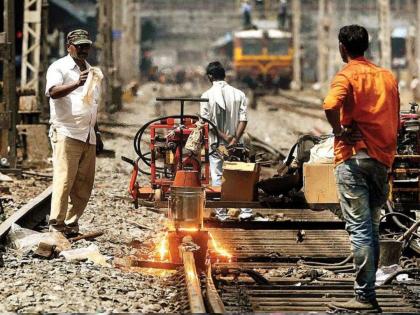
top-left (204, 264), bottom-right (225, 313)
top-left (0, 185), bottom-right (52, 241)
top-left (181, 244), bottom-right (206, 313)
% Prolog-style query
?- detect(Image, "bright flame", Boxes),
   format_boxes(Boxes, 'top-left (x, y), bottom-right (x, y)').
top-left (158, 232), bottom-right (169, 261)
top-left (178, 227), bottom-right (199, 232)
top-left (209, 232), bottom-right (232, 261)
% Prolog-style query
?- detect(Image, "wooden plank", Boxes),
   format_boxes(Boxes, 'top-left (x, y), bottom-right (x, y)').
top-left (0, 185), bottom-right (51, 240)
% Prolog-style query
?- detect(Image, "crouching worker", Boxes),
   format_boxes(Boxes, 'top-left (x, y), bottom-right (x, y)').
top-left (200, 61), bottom-right (252, 221)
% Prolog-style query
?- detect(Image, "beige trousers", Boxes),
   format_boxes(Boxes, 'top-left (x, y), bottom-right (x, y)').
top-left (50, 132), bottom-right (96, 227)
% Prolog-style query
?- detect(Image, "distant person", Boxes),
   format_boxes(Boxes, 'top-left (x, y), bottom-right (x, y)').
top-left (255, 0), bottom-right (265, 19)
top-left (277, 0), bottom-right (288, 29)
top-left (200, 61), bottom-right (251, 221)
top-left (45, 29), bottom-right (104, 236)
top-left (323, 25), bottom-right (399, 312)
top-left (241, 0), bottom-right (252, 29)
top-left (410, 75), bottom-right (420, 101)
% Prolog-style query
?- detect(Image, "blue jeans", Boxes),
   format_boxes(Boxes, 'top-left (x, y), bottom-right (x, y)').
top-left (335, 159), bottom-right (388, 301)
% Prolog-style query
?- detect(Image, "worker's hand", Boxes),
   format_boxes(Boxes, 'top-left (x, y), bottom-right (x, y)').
top-left (227, 136), bottom-right (238, 148)
top-left (96, 132), bottom-right (104, 154)
top-left (337, 127), bottom-right (363, 145)
top-left (77, 69), bottom-right (89, 87)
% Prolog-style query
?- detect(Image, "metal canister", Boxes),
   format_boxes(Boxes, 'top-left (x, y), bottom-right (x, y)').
top-left (168, 186), bottom-right (205, 230)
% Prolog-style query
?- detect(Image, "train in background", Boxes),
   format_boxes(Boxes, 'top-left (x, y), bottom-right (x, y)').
top-left (212, 28), bottom-right (294, 106)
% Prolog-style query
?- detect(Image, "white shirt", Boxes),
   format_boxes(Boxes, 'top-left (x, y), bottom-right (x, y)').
top-left (200, 81), bottom-right (248, 145)
top-left (45, 54), bottom-right (99, 145)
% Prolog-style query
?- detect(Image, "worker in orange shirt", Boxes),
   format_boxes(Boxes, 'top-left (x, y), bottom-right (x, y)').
top-left (323, 25), bottom-right (400, 312)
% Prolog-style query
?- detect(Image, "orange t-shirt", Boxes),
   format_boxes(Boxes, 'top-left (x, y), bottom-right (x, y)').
top-left (323, 57), bottom-right (400, 168)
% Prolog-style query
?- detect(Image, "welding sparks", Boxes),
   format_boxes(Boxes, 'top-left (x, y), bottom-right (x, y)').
top-left (209, 232), bottom-right (232, 261)
top-left (158, 233), bottom-right (168, 261)
top-left (178, 227), bottom-right (199, 232)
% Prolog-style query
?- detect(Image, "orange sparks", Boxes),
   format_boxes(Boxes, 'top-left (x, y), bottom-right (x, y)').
top-left (209, 232), bottom-right (232, 261)
top-left (178, 227), bottom-right (199, 232)
top-left (158, 233), bottom-right (169, 261)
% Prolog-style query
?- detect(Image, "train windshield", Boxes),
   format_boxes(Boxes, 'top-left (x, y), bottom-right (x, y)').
top-left (267, 38), bottom-right (290, 55)
top-left (242, 38), bottom-right (262, 55)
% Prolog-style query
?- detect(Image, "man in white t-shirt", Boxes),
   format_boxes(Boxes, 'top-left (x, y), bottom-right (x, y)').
top-left (45, 29), bottom-right (103, 235)
top-left (200, 61), bottom-right (252, 221)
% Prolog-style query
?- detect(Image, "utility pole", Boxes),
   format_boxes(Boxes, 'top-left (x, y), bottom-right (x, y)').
top-left (113, 0), bottom-right (141, 84)
top-left (416, 0), bottom-right (420, 100)
top-left (21, 0), bottom-right (42, 97)
top-left (327, 0), bottom-right (337, 82)
top-left (317, 0), bottom-right (329, 93)
top-left (0, 0), bottom-right (17, 168)
top-left (39, 0), bottom-right (49, 119)
top-left (98, 0), bottom-right (114, 112)
top-left (292, 0), bottom-right (301, 90)
top-left (378, 0), bottom-right (391, 69)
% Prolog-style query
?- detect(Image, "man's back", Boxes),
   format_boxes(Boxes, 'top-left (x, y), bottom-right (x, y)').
top-left (323, 57), bottom-right (399, 167)
top-left (200, 81), bottom-right (248, 144)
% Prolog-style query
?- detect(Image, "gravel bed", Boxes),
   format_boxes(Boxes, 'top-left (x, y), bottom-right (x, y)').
top-left (0, 173), bottom-right (51, 223)
top-left (0, 82), bottom-right (192, 312)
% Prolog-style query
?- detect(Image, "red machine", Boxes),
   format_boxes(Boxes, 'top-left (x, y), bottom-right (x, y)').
top-left (122, 97), bottom-right (221, 207)
top-left (391, 102), bottom-right (420, 209)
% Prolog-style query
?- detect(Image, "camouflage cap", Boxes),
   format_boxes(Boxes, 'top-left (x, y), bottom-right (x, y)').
top-left (67, 29), bottom-right (93, 45)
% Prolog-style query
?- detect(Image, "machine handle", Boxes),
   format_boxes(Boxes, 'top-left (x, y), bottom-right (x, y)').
top-left (121, 155), bottom-right (136, 166)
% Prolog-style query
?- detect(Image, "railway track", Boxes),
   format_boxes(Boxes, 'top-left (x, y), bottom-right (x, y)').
top-left (1, 189), bottom-right (419, 313)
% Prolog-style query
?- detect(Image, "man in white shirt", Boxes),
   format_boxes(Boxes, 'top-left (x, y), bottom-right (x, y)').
top-left (200, 61), bottom-right (252, 221)
top-left (45, 29), bottom-right (103, 235)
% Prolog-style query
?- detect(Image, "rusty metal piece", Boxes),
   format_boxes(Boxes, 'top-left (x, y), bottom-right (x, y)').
top-left (16, 124), bottom-right (50, 166)
top-left (0, 185), bottom-right (51, 241)
top-left (379, 240), bottom-right (403, 267)
top-left (181, 241), bottom-right (206, 313)
top-left (114, 256), bottom-right (182, 270)
top-left (34, 242), bottom-right (55, 258)
top-left (168, 230), bottom-right (208, 269)
top-left (0, 110), bottom-right (11, 129)
top-left (68, 231), bottom-right (104, 243)
top-left (205, 264), bottom-right (225, 313)
top-left (16, 87), bottom-right (36, 97)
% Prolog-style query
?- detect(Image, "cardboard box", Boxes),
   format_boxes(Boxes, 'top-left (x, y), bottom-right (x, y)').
top-left (303, 163), bottom-right (339, 204)
top-left (221, 162), bottom-right (260, 201)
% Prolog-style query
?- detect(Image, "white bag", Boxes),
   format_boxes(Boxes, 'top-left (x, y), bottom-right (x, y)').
top-left (81, 67), bottom-right (103, 107)
top-left (308, 137), bottom-right (334, 164)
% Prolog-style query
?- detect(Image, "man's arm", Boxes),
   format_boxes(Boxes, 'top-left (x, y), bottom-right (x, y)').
top-left (94, 122), bottom-right (104, 153)
top-left (49, 70), bottom-right (89, 99)
top-left (200, 95), bottom-right (233, 143)
top-left (323, 74), bottom-right (362, 144)
top-left (324, 109), bottom-right (342, 135)
top-left (228, 121), bottom-right (247, 146)
top-left (228, 93), bottom-right (248, 146)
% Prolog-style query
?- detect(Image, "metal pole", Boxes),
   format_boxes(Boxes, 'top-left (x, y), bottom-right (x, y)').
top-left (292, 0), bottom-right (301, 90)
top-left (317, 0), bottom-right (327, 88)
top-left (40, 0), bottom-right (49, 120)
top-left (3, 0), bottom-right (17, 167)
top-left (417, 0), bottom-right (420, 76)
top-left (98, 0), bottom-right (113, 112)
top-left (378, 0), bottom-right (391, 69)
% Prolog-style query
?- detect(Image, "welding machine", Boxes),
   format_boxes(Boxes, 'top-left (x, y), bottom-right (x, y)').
top-left (121, 97), bottom-right (221, 207)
